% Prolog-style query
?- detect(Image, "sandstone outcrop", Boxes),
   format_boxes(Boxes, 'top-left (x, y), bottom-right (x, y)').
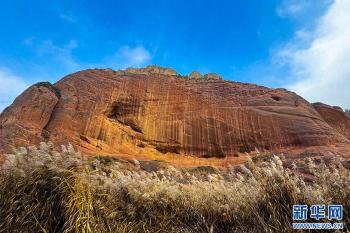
top-left (188, 71), bottom-right (222, 81)
top-left (313, 103), bottom-right (350, 141)
top-left (1, 66), bottom-right (349, 162)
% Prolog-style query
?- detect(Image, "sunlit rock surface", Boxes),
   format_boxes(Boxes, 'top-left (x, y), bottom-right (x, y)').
top-left (1, 66), bottom-right (349, 162)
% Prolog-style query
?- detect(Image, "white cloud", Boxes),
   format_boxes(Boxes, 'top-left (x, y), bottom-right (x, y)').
top-left (105, 46), bottom-right (152, 69)
top-left (277, 0), bottom-right (309, 17)
top-left (279, 0), bottom-right (350, 110)
top-left (0, 68), bottom-right (28, 113)
top-left (119, 46), bottom-right (151, 66)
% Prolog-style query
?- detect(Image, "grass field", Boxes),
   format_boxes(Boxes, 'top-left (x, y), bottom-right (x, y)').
top-left (0, 142), bottom-right (349, 232)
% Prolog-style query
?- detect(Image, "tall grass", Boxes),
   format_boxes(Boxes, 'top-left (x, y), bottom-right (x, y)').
top-left (0, 142), bottom-right (349, 232)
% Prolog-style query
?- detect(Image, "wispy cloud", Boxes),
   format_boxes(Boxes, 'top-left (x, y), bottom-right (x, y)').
top-left (1, 38), bottom-right (80, 112)
top-left (59, 13), bottom-right (76, 23)
top-left (23, 38), bottom-right (81, 74)
top-left (277, 0), bottom-right (332, 24)
top-left (1, 41), bottom-right (152, 112)
top-left (278, 0), bottom-right (350, 110)
top-left (23, 38), bottom-right (152, 71)
top-left (103, 45), bottom-right (152, 69)
top-left (35, 39), bottom-right (80, 70)
top-left (23, 37), bottom-right (152, 73)
top-left (277, 0), bottom-right (308, 17)
top-left (0, 68), bottom-right (28, 112)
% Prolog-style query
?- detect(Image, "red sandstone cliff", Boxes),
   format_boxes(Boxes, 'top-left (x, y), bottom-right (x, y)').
top-left (313, 102), bottom-right (350, 141)
top-left (1, 66), bottom-right (349, 162)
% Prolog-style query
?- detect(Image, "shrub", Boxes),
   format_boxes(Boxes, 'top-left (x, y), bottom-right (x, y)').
top-left (0, 143), bottom-right (349, 232)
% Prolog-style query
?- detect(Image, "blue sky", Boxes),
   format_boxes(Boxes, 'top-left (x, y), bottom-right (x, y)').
top-left (1, 0), bottom-right (349, 112)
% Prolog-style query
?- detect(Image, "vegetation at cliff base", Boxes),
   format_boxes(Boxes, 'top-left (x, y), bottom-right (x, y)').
top-left (0, 142), bottom-right (349, 232)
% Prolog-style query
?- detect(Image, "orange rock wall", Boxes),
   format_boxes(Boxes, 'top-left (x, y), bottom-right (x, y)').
top-left (1, 68), bottom-right (349, 158)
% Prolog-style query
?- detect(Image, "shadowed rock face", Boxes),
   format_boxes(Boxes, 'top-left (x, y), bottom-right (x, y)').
top-left (313, 103), bottom-right (350, 141)
top-left (1, 66), bottom-right (349, 159)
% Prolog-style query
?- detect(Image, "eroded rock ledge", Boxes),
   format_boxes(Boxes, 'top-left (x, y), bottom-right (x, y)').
top-left (124, 65), bottom-right (179, 76)
top-left (100, 65), bottom-right (223, 81)
top-left (188, 71), bottom-right (222, 80)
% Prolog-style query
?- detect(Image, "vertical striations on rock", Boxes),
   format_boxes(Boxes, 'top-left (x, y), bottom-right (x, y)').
top-left (0, 66), bottom-right (349, 160)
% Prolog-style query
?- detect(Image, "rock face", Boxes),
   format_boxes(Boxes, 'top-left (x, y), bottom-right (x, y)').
top-left (0, 82), bottom-right (60, 152)
top-left (313, 103), bottom-right (350, 141)
top-left (1, 66), bottom-right (350, 160)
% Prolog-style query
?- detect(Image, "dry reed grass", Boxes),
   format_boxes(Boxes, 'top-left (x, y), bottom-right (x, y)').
top-left (0, 142), bottom-right (349, 232)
